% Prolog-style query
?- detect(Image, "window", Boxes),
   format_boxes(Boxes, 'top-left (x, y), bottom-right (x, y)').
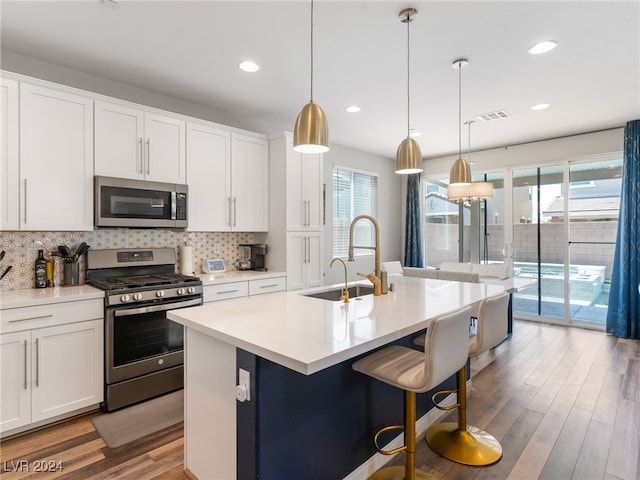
top-left (333, 166), bottom-right (378, 258)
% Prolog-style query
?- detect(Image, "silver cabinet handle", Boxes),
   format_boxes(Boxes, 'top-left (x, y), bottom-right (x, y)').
top-left (303, 236), bottom-right (307, 264)
top-left (35, 338), bottom-right (40, 387)
top-left (146, 139), bottom-right (151, 175)
top-left (307, 200), bottom-right (311, 227)
top-left (9, 314), bottom-right (53, 323)
top-left (302, 200), bottom-right (306, 226)
top-left (23, 179), bottom-right (27, 224)
top-left (260, 284), bottom-right (279, 289)
top-left (233, 197), bottom-right (237, 227)
top-left (217, 289), bottom-right (240, 295)
top-left (307, 236), bottom-right (311, 263)
top-left (23, 340), bottom-right (28, 390)
top-left (226, 197), bottom-right (232, 227)
top-left (138, 137), bottom-right (144, 174)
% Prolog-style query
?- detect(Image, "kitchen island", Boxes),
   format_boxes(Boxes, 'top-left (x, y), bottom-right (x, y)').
top-left (168, 275), bottom-right (504, 480)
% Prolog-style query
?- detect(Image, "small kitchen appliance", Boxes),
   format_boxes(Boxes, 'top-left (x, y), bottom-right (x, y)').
top-left (86, 247), bottom-right (202, 411)
top-left (240, 243), bottom-right (268, 271)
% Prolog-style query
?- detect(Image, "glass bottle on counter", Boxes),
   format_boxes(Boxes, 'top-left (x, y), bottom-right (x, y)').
top-left (35, 249), bottom-right (47, 288)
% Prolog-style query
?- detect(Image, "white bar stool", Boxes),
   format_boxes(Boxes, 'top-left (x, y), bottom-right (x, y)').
top-left (425, 291), bottom-right (510, 466)
top-left (352, 305), bottom-right (472, 480)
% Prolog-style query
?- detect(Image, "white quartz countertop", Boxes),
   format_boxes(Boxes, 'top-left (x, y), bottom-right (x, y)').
top-left (197, 270), bottom-right (286, 286)
top-left (168, 276), bottom-right (505, 375)
top-left (0, 285), bottom-right (104, 309)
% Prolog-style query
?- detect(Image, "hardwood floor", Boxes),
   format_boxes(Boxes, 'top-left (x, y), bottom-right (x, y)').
top-left (1, 320), bottom-right (638, 479)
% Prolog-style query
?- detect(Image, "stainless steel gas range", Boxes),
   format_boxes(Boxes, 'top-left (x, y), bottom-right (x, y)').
top-left (86, 248), bottom-right (202, 412)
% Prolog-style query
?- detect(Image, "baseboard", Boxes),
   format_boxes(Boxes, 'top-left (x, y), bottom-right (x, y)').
top-left (343, 384), bottom-right (465, 479)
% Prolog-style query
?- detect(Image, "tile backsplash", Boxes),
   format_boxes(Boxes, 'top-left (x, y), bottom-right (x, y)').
top-left (0, 230), bottom-right (254, 291)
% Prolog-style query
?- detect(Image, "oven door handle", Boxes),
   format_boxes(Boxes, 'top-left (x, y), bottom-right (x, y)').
top-left (114, 298), bottom-right (202, 317)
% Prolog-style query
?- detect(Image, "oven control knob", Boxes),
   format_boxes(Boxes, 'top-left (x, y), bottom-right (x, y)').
top-left (156, 290), bottom-right (165, 298)
top-left (133, 293), bottom-right (142, 301)
top-left (120, 294), bottom-right (131, 303)
top-left (187, 286), bottom-right (196, 294)
top-left (177, 288), bottom-right (185, 295)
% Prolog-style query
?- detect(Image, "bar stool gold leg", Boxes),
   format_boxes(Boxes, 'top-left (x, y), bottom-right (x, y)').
top-left (426, 367), bottom-right (502, 466)
top-left (370, 391), bottom-right (436, 480)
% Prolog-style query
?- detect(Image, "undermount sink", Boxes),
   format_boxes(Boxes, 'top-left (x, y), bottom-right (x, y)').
top-left (302, 285), bottom-right (375, 301)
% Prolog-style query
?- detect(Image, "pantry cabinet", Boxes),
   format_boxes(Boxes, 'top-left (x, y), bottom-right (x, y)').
top-left (187, 122), bottom-right (268, 232)
top-left (95, 100), bottom-right (186, 184)
top-left (19, 83), bottom-right (94, 231)
top-left (266, 132), bottom-right (324, 290)
top-left (0, 299), bottom-right (103, 435)
top-left (0, 78), bottom-right (19, 230)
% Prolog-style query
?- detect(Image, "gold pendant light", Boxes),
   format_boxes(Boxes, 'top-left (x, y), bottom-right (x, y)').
top-left (448, 58), bottom-right (471, 186)
top-left (448, 121), bottom-right (494, 202)
top-left (395, 7), bottom-right (423, 174)
top-left (294, 0), bottom-right (329, 153)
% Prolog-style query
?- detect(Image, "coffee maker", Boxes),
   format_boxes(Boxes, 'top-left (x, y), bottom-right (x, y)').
top-left (238, 244), bottom-right (268, 271)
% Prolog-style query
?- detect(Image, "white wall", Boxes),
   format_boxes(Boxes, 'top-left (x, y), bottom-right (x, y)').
top-left (420, 127), bottom-right (625, 177)
top-left (1, 51), bottom-right (262, 134)
top-left (322, 144), bottom-right (402, 286)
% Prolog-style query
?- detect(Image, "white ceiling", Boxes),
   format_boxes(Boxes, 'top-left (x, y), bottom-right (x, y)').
top-left (1, 0), bottom-right (639, 160)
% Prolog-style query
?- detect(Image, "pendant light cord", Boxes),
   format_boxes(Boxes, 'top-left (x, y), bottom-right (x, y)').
top-left (458, 62), bottom-right (462, 157)
top-left (310, 0), bottom-right (314, 102)
top-left (406, 11), bottom-right (411, 137)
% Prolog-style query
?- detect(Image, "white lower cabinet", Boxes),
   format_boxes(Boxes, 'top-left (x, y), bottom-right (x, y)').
top-left (203, 275), bottom-right (287, 304)
top-left (286, 232), bottom-right (322, 291)
top-left (0, 302), bottom-right (103, 435)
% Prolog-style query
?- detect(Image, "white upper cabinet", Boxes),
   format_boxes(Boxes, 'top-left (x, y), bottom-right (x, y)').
top-left (0, 78), bottom-right (19, 230)
top-left (187, 124), bottom-right (268, 232)
top-left (187, 122), bottom-right (231, 231)
top-left (19, 83), bottom-right (94, 231)
top-left (285, 134), bottom-right (323, 231)
top-left (231, 133), bottom-right (269, 232)
top-left (95, 100), bottom-right (186, 184)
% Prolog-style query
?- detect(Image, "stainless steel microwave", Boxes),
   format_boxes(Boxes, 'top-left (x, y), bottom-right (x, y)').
top-left (94, 176), bottom-right (188, 228)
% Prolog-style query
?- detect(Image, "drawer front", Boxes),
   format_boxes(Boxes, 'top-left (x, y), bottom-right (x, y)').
top-left (203, 282), bottom-right (249, 303)
top-left (1, 299), bottom-right (103, 334)
top-left (249, 276), bottom-right (286, 296)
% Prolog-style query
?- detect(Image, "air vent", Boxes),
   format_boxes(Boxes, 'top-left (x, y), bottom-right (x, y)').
top-left (477, 110), bottom-right (511, 122)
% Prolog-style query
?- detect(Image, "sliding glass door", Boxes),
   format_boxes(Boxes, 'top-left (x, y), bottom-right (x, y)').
top-left (512, 165), bottom-right (566, 320)
top-left (567, 159), bottom-right (621, 325)
top-left (423, 173), bottom-right (505, 268)
top-left (511, 158), bottom-right (621, 327)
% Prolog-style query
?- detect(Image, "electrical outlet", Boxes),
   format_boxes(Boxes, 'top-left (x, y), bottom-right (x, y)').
top-left (214, 243), bottom-right (221, 254)
top-left (239, 368), bottom-right (251, 401)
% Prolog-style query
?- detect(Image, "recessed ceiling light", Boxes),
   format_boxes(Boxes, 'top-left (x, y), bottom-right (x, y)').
top-left (238, 61), bottom-right (259, 73)
top-left (100, 0), bottom-right (119, 9)
top-left (409, 128), bottom-right (421, 137)
top-left (531, 103), bottom-right (550, 110)
top-left (345, 105), bottom-right (361, 113)
top-left (528, 40), bottom-right (558, 55)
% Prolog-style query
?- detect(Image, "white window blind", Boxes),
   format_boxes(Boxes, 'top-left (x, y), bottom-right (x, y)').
top-left (333, 166), bottom-right (378, 258)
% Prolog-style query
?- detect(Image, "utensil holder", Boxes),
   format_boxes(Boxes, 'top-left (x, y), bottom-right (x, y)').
top-left (63, 262), bottom-right (80, 286)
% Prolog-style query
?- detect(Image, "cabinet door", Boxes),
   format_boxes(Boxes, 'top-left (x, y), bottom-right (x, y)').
top-left (187, 123), bottom-right (231, 231)
top-left (286, 232), bottom-right (306, 291)
top-left (0, 78), bottom-right (19, 230)
top-left (30, 320), bottom-right (103, 423)
top-left (0, 331), bottom-right (31, 433)
top-left (231, 134), bottom-right (268, 232)
top-left (145, 113), bottom-right (186, 184)
top-left (304, 154), bottom-right (323, 231)
top-left (286, 232), bottom-right (322, 291)
top-left (19, 84), bottom-right (93, 231)
top-left (94, 101), bottom-right (145, 179)
top-left (305, 233), bottom-right (323, 288)
top-left (285, 134), bottom-right (323, 231)
top-left (285, 139), bottom-right (306, 230)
